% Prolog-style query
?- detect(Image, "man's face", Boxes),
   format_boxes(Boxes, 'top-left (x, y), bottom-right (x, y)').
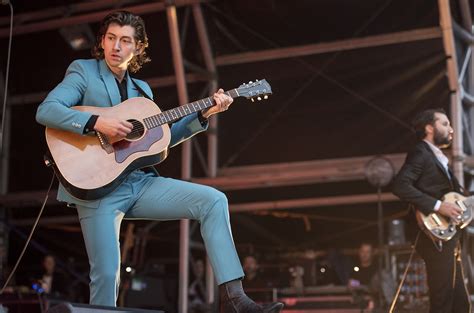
top-left (358, 244), bottom-right (373, 265)
top-left (43, 256), bottom-right (55, 273)
top-left (432, 112), bottom-right (453, 147)
top-left (243, 256), bottom-right (258, 275)
top-left (101, 23), bottom-right (141, 71)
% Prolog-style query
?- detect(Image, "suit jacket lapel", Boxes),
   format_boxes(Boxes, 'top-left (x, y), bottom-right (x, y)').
top-left (127, 74), bottom-right (138, 98)
top-left (448, 168), bottom-right (464, 193)
top-left (98, 59), bottom-right (121, 106)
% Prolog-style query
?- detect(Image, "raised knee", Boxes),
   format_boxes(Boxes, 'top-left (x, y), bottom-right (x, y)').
top-left (202, 189), bottom-right (229, 218)
top-left (214, 190), bottom-right (228, 206)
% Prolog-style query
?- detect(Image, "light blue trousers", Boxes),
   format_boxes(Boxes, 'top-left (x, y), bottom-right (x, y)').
top-left (76, 171), bottom-right (244, 306)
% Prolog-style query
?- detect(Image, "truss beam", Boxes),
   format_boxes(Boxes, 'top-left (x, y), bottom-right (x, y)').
top-left (215, 27), bottom-right (441, 66)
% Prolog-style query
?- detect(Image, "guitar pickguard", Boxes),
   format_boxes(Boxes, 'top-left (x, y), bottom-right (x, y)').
top-left (113, 127), bottom-right (164, 163)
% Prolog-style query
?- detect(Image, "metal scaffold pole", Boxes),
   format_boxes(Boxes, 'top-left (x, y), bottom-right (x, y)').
top-left (166, 5), bottom-right (192, 313)
top-left (438, 0), bottom-right (464, 185)
top-left (192, 3), bottom-right (219, 304)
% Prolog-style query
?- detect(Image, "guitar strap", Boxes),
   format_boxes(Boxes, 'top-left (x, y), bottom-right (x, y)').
top-left (130, 78), bottom-right (153, 101)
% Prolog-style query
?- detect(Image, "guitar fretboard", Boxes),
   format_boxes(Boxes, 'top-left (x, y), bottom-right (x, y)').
top-left (143, 89), bottom-right (239, 129)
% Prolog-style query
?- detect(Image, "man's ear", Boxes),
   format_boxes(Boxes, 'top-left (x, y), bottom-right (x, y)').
top-left (425, 124), bottom-right (434, 135)
top-left (135, 43), bottom-right (144, 55)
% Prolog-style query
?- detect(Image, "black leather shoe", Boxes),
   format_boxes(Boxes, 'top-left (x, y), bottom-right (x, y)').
top-left (220, 280), bottom-right (263, 313)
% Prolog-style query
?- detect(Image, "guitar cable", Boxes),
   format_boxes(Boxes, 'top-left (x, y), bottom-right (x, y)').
top-left (0, 172), bottom-right (56, 295)
top-left (388, 231), bottom-right (421, 313)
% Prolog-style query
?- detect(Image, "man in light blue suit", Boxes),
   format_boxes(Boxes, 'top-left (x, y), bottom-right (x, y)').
top-left (36, 11), bottom-right (282, 313)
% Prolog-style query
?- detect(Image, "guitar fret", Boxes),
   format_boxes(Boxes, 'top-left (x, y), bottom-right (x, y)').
top-left (144, 81), bottom-right (271, 129)
top-left (146, 117), bottom-right (152, 128)
top-left (228, 89), bottom-right (237, 98)
top-left (144, 119), bottom-right (151, 129)
top-left (160, 114), bottom-right (166, 124)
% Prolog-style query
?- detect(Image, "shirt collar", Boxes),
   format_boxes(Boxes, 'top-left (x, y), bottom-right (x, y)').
top-left (423, 139), bottom-right (448, 166)
top-left (423, 139), bottom-right (442, 154)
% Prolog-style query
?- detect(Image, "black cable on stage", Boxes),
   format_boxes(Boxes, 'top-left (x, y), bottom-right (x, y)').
top-left (0, 0), bottom-right (13, 157)
top-left (0, 172), bottom-right (56, 295)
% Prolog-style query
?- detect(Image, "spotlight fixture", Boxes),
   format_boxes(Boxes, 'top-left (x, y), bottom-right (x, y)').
top-left (59, 24), bottom-right (94, 51)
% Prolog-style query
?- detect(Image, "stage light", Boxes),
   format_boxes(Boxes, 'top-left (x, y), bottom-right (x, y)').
top-left (59, 24), bottom-right (94, 51)
top-left (354, 266), bottom-right (360, 272)
top-left (126, 266), bottom-right (133, 273)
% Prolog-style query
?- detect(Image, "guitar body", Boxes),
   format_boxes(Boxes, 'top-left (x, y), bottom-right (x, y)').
top-left (46, 98), bottom-right (171, 200)
top-left (43, 79), bottom-right (273, 200)
top-left (416, 192), bottom-right (474, 242)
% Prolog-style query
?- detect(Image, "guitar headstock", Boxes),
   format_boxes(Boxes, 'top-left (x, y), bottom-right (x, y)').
top-left (237, 79), bottom-right (272, 102)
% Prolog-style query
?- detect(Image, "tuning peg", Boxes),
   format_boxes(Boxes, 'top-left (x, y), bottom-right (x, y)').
top-left (264, 95), bottom-right (268, 100)
top-left (251, 98), bottom-right (255, 102)
top-left (257, 97), bottom-right (262, 101)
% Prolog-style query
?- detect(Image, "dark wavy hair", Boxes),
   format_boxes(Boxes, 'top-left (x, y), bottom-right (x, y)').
top-left (92, 11), bottom-right (151, 73)
top-left (412, 108), bottom-right (447, 140)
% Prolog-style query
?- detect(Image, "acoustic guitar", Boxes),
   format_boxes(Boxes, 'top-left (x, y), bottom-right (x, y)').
top-left (45, 79), bottom-right (272, 200)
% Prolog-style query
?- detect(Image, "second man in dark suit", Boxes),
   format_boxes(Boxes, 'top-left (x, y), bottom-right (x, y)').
top-left (392, 108), bottom-right (471, 313)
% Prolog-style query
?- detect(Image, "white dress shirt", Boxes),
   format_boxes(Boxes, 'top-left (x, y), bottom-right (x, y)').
top-left (423, 139), bottom-right (450, 211)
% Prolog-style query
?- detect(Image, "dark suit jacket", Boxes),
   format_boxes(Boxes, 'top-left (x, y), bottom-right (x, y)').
top-left (392, 141), bottom-right (462, 216)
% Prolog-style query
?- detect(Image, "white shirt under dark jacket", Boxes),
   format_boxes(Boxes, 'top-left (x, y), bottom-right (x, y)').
top-left (423, 139), bottom-right (450, 211)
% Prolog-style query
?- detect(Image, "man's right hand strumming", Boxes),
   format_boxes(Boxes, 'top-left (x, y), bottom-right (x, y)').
top-left (94, 116), bottom-right (133, 139)
top-left (438, 201), bottom-right (463, 223)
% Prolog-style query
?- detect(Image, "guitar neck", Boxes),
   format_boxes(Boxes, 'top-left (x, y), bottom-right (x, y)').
top-left (144, 89), bottom-right (239, 129)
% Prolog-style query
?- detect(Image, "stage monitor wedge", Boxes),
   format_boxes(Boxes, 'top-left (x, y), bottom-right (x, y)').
top-left (46, 302), bottom-right (164, 313)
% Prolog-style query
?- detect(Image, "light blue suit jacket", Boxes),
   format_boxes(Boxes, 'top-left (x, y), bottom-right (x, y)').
top-left (36, 59), bottom-right (207, 208)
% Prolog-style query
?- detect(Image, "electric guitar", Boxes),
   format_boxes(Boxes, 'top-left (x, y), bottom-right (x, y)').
top-left (416, 192), bottom-right (474, 243)
top-left (45, 79), bottom-right (272, 200)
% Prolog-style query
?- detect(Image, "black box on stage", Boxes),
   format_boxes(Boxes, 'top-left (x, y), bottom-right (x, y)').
top-left (125, 276), bottom-right (177, 312)
top-left (46, 302), bottom-right (164, 313)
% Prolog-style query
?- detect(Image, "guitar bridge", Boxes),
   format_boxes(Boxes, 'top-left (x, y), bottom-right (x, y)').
top-left (97, 132), bottom-right (114, 154)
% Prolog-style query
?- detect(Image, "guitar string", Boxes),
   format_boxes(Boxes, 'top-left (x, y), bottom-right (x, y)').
top-left (125, 89), bottom-right (238, 138)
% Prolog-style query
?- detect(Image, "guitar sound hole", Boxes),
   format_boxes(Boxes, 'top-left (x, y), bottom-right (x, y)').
top-left (126, 119), bottom-right (145, 141)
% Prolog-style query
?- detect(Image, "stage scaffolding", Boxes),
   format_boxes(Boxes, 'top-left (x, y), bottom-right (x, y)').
top-left (0, 1), bottom-right (473, 312)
